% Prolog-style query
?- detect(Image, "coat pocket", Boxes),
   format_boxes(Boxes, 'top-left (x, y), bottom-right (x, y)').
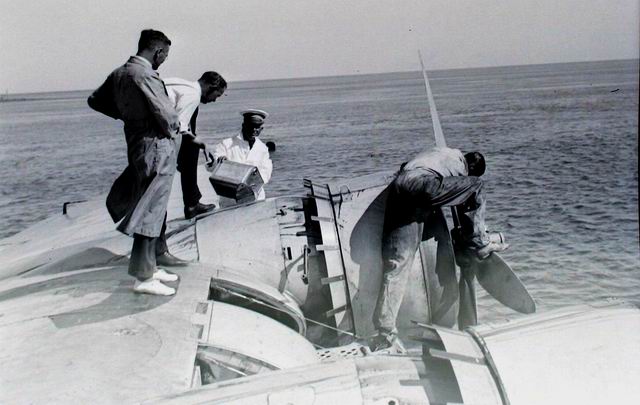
top-left (154, 138), bottom-right (176, 176)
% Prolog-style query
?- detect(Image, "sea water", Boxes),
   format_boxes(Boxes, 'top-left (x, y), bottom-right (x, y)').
top-left (0, 59), bottom-right (638, 321)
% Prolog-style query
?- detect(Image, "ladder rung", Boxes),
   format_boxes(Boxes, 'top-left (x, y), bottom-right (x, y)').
top-left (428, 348), bottom-right (486, 365)
top-left (321, 275), bottom-right (345, 285)
top-left (412, 320), bottom-right (467, 336)
top-left (316, 244), bottom-right (339, 251)
top-left (311, 215), bottom-right (333, 222)
top-left (407, 334), bottom-right (439, 343)
top-left (325, 304), bottom-right (349, 318)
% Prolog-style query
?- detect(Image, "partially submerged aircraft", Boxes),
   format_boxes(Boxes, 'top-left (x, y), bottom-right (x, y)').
top-left (1, 65), bottom-right (638, 404)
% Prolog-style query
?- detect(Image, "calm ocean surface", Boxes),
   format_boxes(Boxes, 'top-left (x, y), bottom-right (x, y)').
top-left (0, 60), bottom-right (638, 321)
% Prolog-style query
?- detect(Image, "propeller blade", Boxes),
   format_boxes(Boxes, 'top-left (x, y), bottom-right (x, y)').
top-left (457, 265), bottom-right (477, 329)
top-left (418, 51), bottom-right (536, 319)
top-left (475, 253), bottom-right (536, 314)
top-left (421, 208), bottom-right (458, 326)
top-left (418, 50), bottom-right (446, 148)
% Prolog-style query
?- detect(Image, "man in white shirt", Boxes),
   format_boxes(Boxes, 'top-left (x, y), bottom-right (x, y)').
top-left (164, 72), bottom-right (227, 219)
top-left (213, 110), bottom-right (273, 200)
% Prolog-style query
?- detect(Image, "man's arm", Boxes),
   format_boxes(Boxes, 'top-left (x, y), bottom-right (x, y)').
top-left (87, 75), bottom-right (121, 120)
top-left (136, 74), bottom-right (179, 138)
top-left (212, 139), bottom-right (230, 163)
top-left (182, 107), bottom-right (204, 145)
top-left (249, 146), bottom-right (272, 183)
top-left (174, 86), bottom-right (200, 135)
top-left (180, 107), bottom-right (214, 162)
top-left (257, 153), bottom-right (273, 183)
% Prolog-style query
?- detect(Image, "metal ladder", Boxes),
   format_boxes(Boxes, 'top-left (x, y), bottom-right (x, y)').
top-left (305, 180), bottom-right (354, 333)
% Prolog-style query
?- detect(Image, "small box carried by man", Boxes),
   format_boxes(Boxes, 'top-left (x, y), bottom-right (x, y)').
top-left (208, 160), bottom-right (264, 203)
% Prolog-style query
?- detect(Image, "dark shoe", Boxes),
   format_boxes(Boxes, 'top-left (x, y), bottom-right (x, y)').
top-left (156, 252), bottom-right (190, 267)
top-left (369, 334), bottom-right (393, 352)
top-left (184, 202), bottom-right (216, 220)
top-left (368, 333), bottom-right (406, 353)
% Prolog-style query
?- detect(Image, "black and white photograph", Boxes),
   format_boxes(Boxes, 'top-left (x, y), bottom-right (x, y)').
top-left (0, 1), bottom-right (638, 403)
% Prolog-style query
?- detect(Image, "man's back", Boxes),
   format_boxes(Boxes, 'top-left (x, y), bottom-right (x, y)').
top-left (164, 77), bottom-right (201, 133)
top-left (100, 57), bottom-right (177, 144)
top-left (110, 59), bottom-right (155, 123)
top-left (403, 147), bottom-right (468, 178)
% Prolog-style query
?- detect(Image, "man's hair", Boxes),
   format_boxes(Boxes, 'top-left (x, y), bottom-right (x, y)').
top-left (464, 151), bottom-right (486, 176)
top-left (137, 29), bottom-right (171, 52)
top-left (200, 71), bottom-right (227, 90)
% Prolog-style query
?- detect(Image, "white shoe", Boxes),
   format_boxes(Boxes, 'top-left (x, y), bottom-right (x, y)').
top-left (133, 279), bottom-right (176, 296)
top-left (152, 268), bottom-right (179, 282)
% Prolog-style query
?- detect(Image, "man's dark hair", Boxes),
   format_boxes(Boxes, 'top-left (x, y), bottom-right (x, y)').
top-left (464, 151), bottom-right (486, 176)
top-left (266, 141), bottom-right (276, 152)
top-left (137, 29), bottom-right (171, 52)
top-left (200, 71), bottom-right (227, 90)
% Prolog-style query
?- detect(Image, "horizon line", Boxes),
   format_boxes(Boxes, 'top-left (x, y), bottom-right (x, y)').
top-left (3, 57), bottom-right (638, 97)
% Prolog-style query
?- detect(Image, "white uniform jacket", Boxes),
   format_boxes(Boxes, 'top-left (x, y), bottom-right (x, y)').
top-left (213, 134), bottom-right (273, 200)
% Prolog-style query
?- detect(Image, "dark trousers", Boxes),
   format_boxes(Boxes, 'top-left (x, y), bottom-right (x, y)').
top-left (373, 169), bottom-right (487, 335)
top-left (177, 137), bottom-right (202, 208)
top-left (128, 217), bottom-right (169, 281)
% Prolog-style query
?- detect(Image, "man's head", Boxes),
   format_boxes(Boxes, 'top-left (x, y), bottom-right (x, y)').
top-left (198, 71), bottom-right (227, 104)
top-left (464, 151), bottom-right (486, 176)
top-left (265, 141), bottom-right (276, 152)
top-left (136, 29), bottom-right (171, 70)
top-left (240, 109), bottom-right (269, 143)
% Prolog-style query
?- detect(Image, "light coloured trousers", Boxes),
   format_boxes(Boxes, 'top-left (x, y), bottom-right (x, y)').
top-left (373, 169), bottom-right (487, 335)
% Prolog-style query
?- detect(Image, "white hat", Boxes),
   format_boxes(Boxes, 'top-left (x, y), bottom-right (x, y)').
top-left (241, 109), bottom-right (269, 124)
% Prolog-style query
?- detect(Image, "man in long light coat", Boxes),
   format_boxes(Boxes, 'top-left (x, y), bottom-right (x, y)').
top-left (212, 110), bottom-right (273, 200)
top-left (88, 29), bottom-right (184, 296)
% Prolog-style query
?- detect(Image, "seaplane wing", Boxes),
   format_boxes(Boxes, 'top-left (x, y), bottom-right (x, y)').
top-left (0, 261), bottom-right (321, 403)
top-left (0, 263), bottom-right (205, 403)
top-left (0, 172), bottom-right (324, 404)
top-left (471, 301), bottom-right (640, 404)
top-left (145, 301), bottom-right (640, 405)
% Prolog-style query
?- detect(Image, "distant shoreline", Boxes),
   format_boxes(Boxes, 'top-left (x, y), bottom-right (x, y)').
top-left (3, 58), bottom-right (638, 99)
top-left (0, 97), bottom-right (32, 103)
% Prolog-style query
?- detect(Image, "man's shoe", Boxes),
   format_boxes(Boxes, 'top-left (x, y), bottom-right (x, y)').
top-left (133, 279), bottom-right (176, 296)
top-left (156, 252), bottom-right (190, 267)
top-left (477, 241), bottom-right (510, 260)
top-left (369, 334), bottom-right (393, 352)
top-left (152, 268), bottom-right (179, 282)
top-left (184, 203), bottom-right (216, 220)
top-left (368, 333), bottom-right (407, 354)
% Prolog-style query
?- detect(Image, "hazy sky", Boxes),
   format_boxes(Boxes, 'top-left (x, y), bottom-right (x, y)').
top-left (1, 0), bottom-right (638, 93)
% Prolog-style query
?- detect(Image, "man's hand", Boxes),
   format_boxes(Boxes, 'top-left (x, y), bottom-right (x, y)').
top-left (202, 144), bottom-right (215, 164)
top-left (192, 135), bottom-right (206, 150)
top-left (216, 156), bottom-right (227, 164)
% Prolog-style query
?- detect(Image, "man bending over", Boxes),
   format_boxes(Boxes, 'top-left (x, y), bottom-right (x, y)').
top-left (370, 146), bottom-right (508, 351)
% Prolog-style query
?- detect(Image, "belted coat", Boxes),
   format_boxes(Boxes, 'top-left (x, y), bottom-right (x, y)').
top-left (88, 56), bottom-right (179, 237)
